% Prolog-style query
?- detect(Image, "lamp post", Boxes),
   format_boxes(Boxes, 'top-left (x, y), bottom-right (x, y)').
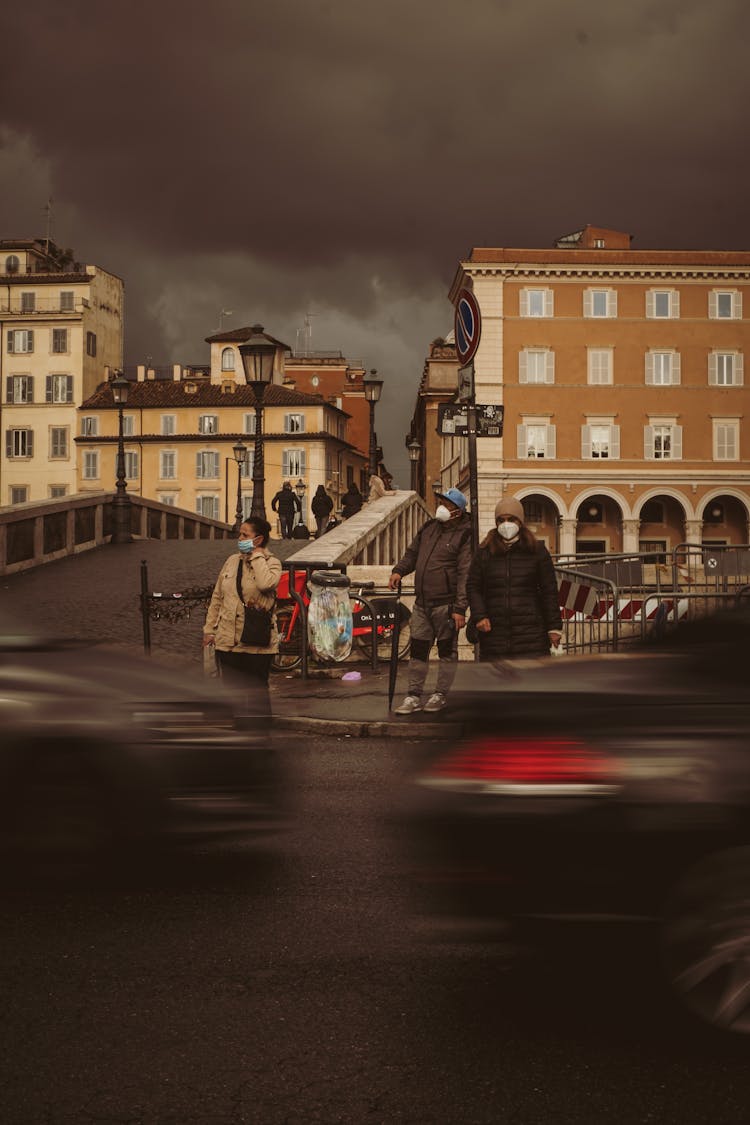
top-left (363, 368), bottom-right (384, 479)
top-left (407, 437), bottom-right (421, 493)
top-left (232, 439), bottom-right (248, 531)
top-left (238, 325), bottom-right (276, 521)
top-left (111, 372), bottom-right (132, 544)
top-left (295, 478), bottom-right (306, 527)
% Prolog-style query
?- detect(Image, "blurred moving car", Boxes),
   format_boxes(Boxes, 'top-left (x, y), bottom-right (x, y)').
top-left (0, 619), bottom-right (286, 880)
top-left (404, 608), bottom-right (750, 1035)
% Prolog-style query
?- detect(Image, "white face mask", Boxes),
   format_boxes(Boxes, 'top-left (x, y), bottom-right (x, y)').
top-left (497, 520), bottom-right (520, 541)
top-left (435, 505), bottom-right (451, 523)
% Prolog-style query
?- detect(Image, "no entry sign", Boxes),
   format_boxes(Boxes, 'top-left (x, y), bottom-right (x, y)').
top-left (454, 288), bottom-right (481, 366)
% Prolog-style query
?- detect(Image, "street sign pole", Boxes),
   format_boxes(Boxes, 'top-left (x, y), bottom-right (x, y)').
top-left (454, 287), bottom-right (482, 551)
top-left (467, 401), bottom-right (480, 551)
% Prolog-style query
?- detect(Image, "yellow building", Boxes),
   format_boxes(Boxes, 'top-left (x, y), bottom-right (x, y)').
top-left (1, 239), bottom-right (124, 505)
top-left (445, 226), bottom-right (750, 555)
top-left (76, 345), bottom-right (365, 533)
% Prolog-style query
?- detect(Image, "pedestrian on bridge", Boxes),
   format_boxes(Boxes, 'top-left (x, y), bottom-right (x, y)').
top-left (311, 485), bottom-right (334, 537)
top-left (388, 487), bottom-right (472, 714)
top-left (271, 481), bottom-right (302, 539)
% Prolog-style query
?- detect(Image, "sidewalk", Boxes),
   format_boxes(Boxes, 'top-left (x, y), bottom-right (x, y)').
top-left (0, 539), bottom-right (462, 739)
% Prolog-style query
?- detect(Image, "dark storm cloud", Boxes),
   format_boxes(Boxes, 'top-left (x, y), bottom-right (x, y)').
top-left (2, 0), bottom-right (749, 473)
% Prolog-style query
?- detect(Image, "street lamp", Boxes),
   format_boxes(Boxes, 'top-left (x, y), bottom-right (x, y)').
top-left (407, 437), bottom-right (421, 493)
top-left (111, 372), bottom-right (132, 544)
top-left (232, 439), bottom-right (248, 532)
top-left (363, 368), bottom-right (384, 479)
top-left (295, 478), bottom-right (306, 527)
top-left (238, 325), bottom-right (276, 521)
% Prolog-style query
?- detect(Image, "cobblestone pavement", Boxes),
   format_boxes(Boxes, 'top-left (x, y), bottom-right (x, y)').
top-left (0, 539), bottom-right (448, 736)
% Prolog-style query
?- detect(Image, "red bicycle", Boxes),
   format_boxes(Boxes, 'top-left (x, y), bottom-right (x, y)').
top-left (271, 570), bottom-right (411, 672)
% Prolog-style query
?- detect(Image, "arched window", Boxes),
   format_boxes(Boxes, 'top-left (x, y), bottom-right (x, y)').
top-left (5, 255), bottom-right (20, 274)
top-left (221, 347), bottom-right (235, 371)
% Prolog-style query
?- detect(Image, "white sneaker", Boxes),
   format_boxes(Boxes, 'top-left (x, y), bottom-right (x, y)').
top-left (423, 692), bottom-right (447, 712)
top-left (394, 695), bottom-right (422, 715)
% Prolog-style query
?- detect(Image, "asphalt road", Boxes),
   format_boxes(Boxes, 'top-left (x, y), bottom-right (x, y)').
top-left (2, 736), bottom-right (750, 1125)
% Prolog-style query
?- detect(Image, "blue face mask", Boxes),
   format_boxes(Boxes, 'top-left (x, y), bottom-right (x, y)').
top-left (238, 538), bottom-right (255, 553)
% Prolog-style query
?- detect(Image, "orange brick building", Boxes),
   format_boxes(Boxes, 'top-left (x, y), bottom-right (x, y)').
top-left (443, 226), bottom-right (750, 556)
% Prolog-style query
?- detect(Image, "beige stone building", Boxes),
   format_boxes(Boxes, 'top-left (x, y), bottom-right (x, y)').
top-left (1, 239), bottom-right (124, 505)
top-left (443, 226), bottom-right (750, 556)
top-left (77, 327), bottom-right (366, 532)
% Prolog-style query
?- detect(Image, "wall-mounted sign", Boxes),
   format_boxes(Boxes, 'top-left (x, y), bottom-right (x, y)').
top-left (438, 403), bottom-right (504, 437)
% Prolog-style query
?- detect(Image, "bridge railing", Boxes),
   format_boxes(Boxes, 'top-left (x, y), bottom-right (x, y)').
top-left (287, 490), bottom-right (432, 568)
top-left (0, 492), bottom-right (234, 575)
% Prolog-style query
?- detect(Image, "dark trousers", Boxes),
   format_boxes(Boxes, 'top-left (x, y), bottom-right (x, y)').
top-left (278, 511), bottom-right (294, 539)
top-left (217, 650), bottom-right (273, 724)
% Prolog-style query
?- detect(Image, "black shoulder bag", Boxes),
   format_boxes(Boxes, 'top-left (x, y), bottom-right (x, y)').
top-left (236, 560), bottom-right (273, 647)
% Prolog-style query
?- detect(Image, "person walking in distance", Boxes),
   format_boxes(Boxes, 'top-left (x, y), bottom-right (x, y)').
top-left (388, 487), bottom-right (472, 714)
top-left (311, 484), bottom-right (334, 537)
top-left (341, 481), bottom-right (363, 519)
top-left (271, 480), bottom-right (301, 539)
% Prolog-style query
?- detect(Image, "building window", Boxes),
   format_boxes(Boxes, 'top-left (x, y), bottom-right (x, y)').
top-left (587, 348), bottom-right (613, 385)
top-left (197, 495), bottom-right (220, 520)
top-left (20, 292), bottom-right (36, 313)
top-left (122, 414), bottom-right (135, 437)
top-left (45, 374), bottom-right (74, 403)
top-left (159, 495), bottom-right (177, 506)
top-left (520, 288), bottom-right (553, 317)
top-left (60, 291), bottom-right (74, 312)
top-left (581, 423), bottom-right (620, 459)
top-left (124, 451), bottom-right (139, 480)
top-left (6, 428), bottom-right (34, 458)
top-left (161, 414), bottom-right (176, 436)
top-left (86, 331), bottom-right (97, 357)
top-left (240, 451), bottom-right (255, 478)
top-left (83, 451), bottom-right (99, 480)
top-left (646, 351), bottom-right (680, 385)
top-left (221, 347), bottom-right (235, 371)
top-left (81, 416), bottom-right (99, 437)
top-left (639, 540), bottom-right (668, 564)
top-left (243, 413), bottom-right (257, 435)
top-left (647, 290), bottom-right (679, 318)
top-left (6, 375), bottom-right (34, 403)
top-left (196, 451), bottom-right (220, 479)
top-left (5, 255), bottom-right (20, 274)
top-left (52, 328), bottom-right (69, 354)
top-left (517, 422), bottom-right (556, 459)
top-left (198, 414), bottom-right (218, 435)
top-left (710, 290), bottom-right (742, 319)
top-left (49, 427), bottom-right (69, 458)
top-left (10, 486), bottom-right (28, 505)
top-left (523, 500), bottom-right (543, 524)
top-left (641, 500), bottom-right (664, 523)
top-left (709, 352), bottom-right (743, 386)
top-left (282, 449), bottom-right (306, 478)
top-left (49, 485), bottom-right (68, 499)
top-left (7, 329), bottom-right (34, 354)
top-left (160, 451), bottom-right (177, 479)
top-left (584, 289), bottom-right (617, 318)
top-left (284, 412), bottom-right (305, 433)
top-left (645, 423), bottom-right (682, 460)
top-left (519, 349), bottom-right (554, 384)
top-left (713, 420), bottom-right (739, 461)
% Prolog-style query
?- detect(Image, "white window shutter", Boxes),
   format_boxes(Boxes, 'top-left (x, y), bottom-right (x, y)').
top-left (518, 351), bottom-right (527, 383)
top-left (736, 353), bottom-right (744, 385)
top-left (299, 451), bottom-right (306, 474)
top-left (644, 425), bottom-right (654, 459)
top-left (735, 291), bottom-right (743, 319)
top-left (708, 353), bottom-right (717, 385)
top-left (517, 424), bottom-right (527, 458)
top-left (646, 291), bottom-right (654, 318)
top-left (581, 425), bottom-right (592, 459)
top-left (196, 452), bottom-right (203, 478)
top-left (608, 290), bottom-right (617, 317)
top-left (544, 289), bottom-right (553, 317)
top-left (645, 352), bottom-right (654, 385)
top-left (610, 425), bottom-right (621, 459)
top-left (27, 431), bottom-right (34, 457)
top-left (519, 290), bottom-right (528, 316)
top-left (546, 425), bottom-right (556, 459)
top-left (672, 425), bottom-right (683, 460)
top-left (672, 290), bottom-right (680, 318)
top-left (672, 352), bottom-right (681, 385)
top-left (583, 290), bottom-right (592, 317)
top-left (545, 350), bottom-right (555, 384)
top-left (282, 451), bottom-right (289, 478)
top-left (709, 291), bottom-right (717, 318)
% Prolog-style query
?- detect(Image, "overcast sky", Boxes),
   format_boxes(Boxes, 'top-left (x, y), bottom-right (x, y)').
top-left (2, 0), bottom-right (748, 479)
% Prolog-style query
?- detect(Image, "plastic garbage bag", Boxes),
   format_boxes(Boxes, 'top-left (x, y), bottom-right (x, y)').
top-left (308, 571), bottom-right (353, 662)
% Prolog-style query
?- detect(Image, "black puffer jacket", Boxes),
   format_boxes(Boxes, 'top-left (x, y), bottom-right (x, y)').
top-left (467, 540), bottom-right (562, 658)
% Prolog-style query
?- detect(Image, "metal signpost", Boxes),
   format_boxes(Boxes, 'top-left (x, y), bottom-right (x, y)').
top-left (453, 288), bottom-right (483, 548)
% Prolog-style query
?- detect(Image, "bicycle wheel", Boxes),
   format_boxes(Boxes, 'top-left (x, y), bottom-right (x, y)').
top-left (271, 605), bottom-right (304, 672)
top-left (356, 603), bottom-right (411, 663)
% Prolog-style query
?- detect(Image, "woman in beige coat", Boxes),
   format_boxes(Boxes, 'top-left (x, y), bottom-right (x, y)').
top-left (203, 516), bottom-right (282, 720)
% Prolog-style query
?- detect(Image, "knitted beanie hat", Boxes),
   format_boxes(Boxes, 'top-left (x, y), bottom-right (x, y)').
top-left (494, 496), bottom-right (525, 523)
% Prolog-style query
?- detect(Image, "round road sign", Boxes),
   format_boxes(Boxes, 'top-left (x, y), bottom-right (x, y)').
top-left (454, 288), bottom-right (481, 366)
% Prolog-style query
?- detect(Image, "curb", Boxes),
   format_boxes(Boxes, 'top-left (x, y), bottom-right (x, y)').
top-left (272, 716), bottom-right (464, 739)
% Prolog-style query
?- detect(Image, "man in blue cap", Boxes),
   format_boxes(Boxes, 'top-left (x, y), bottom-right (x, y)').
top-left (388, 487), bottom-right (472, 713)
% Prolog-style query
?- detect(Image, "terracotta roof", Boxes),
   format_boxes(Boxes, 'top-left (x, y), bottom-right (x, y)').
top-left (76, 432), bottom-right (360, 451)
top-left (3, 272), bottom-right (93, 284)
top-left (205, 326), bottom-right (291, 349)
top-left (468, 247), bottom-right (750, 267)
top-left (81, 380), bottom-right (343, 411)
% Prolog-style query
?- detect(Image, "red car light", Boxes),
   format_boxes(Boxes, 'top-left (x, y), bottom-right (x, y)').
top-left (420, 738), bottom-right (619, 795)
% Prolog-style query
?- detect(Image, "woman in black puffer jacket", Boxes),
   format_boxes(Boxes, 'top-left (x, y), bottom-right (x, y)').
top-left (467, 496), bottom-right (563, 660)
